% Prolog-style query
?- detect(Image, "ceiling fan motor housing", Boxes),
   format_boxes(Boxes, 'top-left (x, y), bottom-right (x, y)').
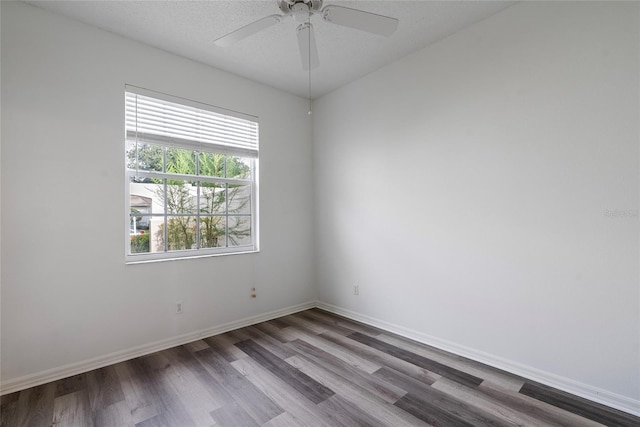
top-left (278, 0), bottom-right (323, 15)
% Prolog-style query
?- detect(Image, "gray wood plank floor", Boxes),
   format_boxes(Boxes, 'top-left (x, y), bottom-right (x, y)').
top-left (2, 308), bottom-right (638, 426)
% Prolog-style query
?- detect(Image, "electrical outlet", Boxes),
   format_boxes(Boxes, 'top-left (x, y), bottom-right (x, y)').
top-left (353, 284), bottom-right (359, 295)
top-left (176, 302), bottom-right (184, 314)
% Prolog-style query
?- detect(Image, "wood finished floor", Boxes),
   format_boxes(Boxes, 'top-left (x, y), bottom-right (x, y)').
top-left (1, 309), bottom-right (638, 427)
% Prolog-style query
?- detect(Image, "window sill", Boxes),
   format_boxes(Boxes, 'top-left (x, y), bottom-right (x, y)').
top-left (125, 249), bottom-right (259, 265)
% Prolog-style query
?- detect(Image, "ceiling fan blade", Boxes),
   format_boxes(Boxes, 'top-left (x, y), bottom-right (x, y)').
top-left (297, 22), bottom-right (319, 70)
top-left (214, 14), bottom-right (283, 47)
top-left (321, 5), bottom-right (398, 36)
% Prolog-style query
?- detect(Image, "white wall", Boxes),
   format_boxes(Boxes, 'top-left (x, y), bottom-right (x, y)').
top-left (313, 1), bottom-right (639, 406)
top-left (1, 1), bottom-right (315, 384)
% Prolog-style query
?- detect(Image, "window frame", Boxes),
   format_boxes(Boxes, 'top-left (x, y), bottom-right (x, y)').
top-left (124, 86), bottom-right (259, 263)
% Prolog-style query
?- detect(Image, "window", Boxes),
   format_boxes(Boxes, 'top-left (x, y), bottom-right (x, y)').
top-left (125, 86), bottom-right (258, 262)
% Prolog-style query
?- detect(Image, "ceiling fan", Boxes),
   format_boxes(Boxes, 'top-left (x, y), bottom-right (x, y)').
top-left (214, 0), bottom-right (399, 70)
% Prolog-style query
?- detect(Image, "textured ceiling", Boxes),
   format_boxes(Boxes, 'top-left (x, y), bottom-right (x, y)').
top-left (26, 1), bottom-right (516, 99)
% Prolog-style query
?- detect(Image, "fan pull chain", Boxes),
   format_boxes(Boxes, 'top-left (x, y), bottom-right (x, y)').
top-left (308, 10), bottom-right (312, 116)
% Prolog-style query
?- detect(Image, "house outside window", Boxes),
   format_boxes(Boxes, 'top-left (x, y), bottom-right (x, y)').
top-left (125, 86), bottom-right (259, 262)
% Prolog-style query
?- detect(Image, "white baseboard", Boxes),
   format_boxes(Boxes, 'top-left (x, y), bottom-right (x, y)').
top-left (316, 301), bottom-right (640, 417)
top-left (0, 301), bottom-right (315, 395)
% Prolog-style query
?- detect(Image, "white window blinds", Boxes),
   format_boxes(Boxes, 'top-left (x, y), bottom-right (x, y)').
top-left (125, 86), bottom-right (259, 158)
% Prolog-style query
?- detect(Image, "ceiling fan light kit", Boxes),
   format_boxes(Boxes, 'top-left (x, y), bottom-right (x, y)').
top-left (214, 0), bottom-right (399, 70)
top-left (290, 2), bottom-right (313, 22)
